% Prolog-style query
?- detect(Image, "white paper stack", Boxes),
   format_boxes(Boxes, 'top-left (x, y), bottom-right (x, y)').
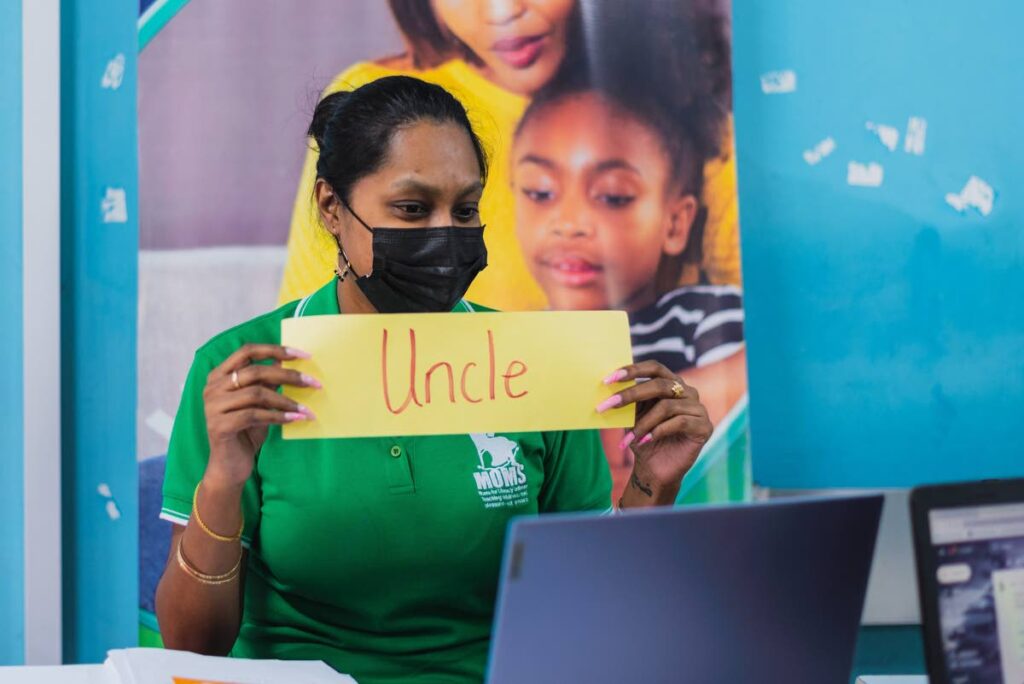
top-left (104, 648), bottom-right (357, 684)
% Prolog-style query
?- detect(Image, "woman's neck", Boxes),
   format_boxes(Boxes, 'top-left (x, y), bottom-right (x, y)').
top-left (335, 277), bottom-right (376, 315)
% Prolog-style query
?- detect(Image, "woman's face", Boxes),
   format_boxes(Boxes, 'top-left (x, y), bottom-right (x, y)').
top-left (432, 0), bottom-right (575, 96)
top-left (512, 93), bottom-right (696, 312)
top-left (316, 120), bottom-right (483, 280)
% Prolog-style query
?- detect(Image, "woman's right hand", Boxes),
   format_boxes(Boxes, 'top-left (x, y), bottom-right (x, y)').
top-left (202, 343), bottom-right (320, 486)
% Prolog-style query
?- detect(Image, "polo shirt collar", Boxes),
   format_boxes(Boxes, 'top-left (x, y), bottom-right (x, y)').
top-left (294, 278), bottom-right (340, 318)
top-left (294, 277), bottom-right (475, 318)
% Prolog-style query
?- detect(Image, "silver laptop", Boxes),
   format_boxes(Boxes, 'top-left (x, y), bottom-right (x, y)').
top-left (487, 494), bottom-right (883, 683)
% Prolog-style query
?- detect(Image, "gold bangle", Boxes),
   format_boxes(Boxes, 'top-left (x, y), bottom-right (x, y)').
top-left (192, 482), bottom-right (244, 543)
top-left (176, 538), bottom-right (242, 586)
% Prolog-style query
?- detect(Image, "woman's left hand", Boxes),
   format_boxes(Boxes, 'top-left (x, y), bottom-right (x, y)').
top-left (598, 360), bottom-right (713, 507)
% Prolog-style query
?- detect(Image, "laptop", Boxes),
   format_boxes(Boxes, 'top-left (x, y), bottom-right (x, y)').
top-left (487, 494), bottom-right (883, 683)
top-left (910, 479), bottom-right (1024, 684)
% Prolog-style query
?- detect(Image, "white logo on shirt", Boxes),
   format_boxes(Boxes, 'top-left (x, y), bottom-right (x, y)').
top-left (469, 433), bottom-right (528, 509)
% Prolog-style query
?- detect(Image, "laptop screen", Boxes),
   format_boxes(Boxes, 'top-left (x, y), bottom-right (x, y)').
top-left (928, 501), bottom-right (1024, 683)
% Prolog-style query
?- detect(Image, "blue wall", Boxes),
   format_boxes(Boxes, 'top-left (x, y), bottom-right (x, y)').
top-left (61, 0), bottom-right (139, 662)
top-left (733, 0), bottom-right (1024, 488)
top-left (0, 0), bottom-right (24, 665)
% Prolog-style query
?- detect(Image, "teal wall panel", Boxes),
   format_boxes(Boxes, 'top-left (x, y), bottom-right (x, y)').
top-left (61, 0), bottom-right (139, 662)
top-left (0, 0), bottom-right (25, 666)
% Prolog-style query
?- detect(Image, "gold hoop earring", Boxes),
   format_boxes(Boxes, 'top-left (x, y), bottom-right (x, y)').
top-left (332, 230), bottom-right (355, 282)
top-left (335, 251), bottom-right (353, 281)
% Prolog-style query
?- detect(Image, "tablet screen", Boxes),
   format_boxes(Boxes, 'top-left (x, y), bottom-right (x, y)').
top-left (929, 501), bottom-right (1024, 683)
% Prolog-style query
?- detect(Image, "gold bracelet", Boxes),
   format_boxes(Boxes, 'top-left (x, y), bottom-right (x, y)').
top-left (192, 482), bottom-right (244, 543)
top-left (176, 538), bottom-right (242, 586)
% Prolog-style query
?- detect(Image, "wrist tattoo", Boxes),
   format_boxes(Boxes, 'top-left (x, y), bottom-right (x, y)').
top-left (629, 472), bottom-right (654, 498)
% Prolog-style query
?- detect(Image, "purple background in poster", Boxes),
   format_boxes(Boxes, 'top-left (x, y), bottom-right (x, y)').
top-left (138, 1), bottom-right (404, 249)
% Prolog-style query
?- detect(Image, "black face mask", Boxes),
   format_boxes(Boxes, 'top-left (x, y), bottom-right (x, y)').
top-left (335, 200), bottom-right (488, 313)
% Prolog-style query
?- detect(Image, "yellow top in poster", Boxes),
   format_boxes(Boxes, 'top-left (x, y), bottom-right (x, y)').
top-left (281, 311), bottom-right (635, 439)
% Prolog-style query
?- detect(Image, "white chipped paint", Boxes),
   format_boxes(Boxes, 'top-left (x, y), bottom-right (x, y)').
top-left (866, 122), bottom-right (900, 151)
top-left (847, 161), bottom-right (884, 187)
top-left (98, 482), bottom-right (121, 520)
top-left (904, 117), bottom-right (927, 155)
top-left (803, 137), bottom-right (836, 165)
top-left (100, 53), bottom-right (125, 90)
top-left (945, 175), bottom-right (994, 216)
top-left (760, 70), bottom-right (797, 94)
top-left (101, 187), bottom-right (127, 223)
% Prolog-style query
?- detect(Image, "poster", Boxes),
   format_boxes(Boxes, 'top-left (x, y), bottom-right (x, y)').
top-left (138, 0), bottom-right (748, 508)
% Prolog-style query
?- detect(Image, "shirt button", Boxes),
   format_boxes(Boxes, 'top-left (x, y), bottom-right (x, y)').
top-left (390, 445), bottom-right (403, 458)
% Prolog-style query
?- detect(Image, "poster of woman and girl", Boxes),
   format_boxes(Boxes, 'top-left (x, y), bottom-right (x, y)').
top-left (148, 0), bottom-right (748, 502)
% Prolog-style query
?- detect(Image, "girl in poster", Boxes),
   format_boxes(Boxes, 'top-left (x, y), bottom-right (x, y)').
top-left (510, 2), bottom-right (746, 500)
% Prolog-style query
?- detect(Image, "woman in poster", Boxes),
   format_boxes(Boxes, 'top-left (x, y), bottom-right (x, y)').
top-left (277, 0), bottom-right (741, 312)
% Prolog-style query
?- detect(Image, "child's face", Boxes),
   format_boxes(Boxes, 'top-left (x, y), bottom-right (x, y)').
top-left (513, 93), bottom-right (696, 311)
top-left (432, 0), bottom-right (574, 96)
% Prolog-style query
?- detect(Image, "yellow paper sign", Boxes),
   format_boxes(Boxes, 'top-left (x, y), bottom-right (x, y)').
top-left (281, 310), bottom-right (635, 439)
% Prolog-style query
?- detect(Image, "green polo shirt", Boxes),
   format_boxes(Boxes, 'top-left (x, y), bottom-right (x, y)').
top-left (161, 278), bottom-right (613, 684)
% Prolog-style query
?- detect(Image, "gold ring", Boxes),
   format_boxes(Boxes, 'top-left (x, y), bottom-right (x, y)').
top-left (231, 370), bottom-right (241, 390)
top-left (671, 381), bottom-right (685, 399)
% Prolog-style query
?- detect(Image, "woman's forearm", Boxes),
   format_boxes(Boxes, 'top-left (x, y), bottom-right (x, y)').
top-left (155, 472), bottom-right (248, 655)
top-left (619, 461), bottom-right (680, 509)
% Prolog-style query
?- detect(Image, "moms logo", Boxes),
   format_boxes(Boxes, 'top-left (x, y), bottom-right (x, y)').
top-left (469, 433), bottom-right (528, 509)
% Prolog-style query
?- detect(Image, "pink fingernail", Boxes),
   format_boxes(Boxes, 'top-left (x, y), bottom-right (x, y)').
top-left (619, 432), bottom-right (636, 450)
top-left (638, 434), bottom-right (653, 445)
top-left (603, 369), bottom-right (628, 385)
top-left (287, 347), bottom-right (312, 359)
top-left (596, 394), bottom-right (623, 413)
top-left (301, 374), bottom-right (322, 389)
top-left (284, 412), bottom-right (307, 422)
top-left (297, 405), bottom-right (317, 420)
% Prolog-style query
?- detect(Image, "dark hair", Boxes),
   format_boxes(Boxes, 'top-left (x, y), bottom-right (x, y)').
top-left (307, 75), bottom-right (488, 202)
top-left (694, 6), bottom-right (733, 113)
top-left (386, 0), bottom-right (456, 69)
top-left (540, 2), bottom-right (725, 193)
top-left (515, 1), bottom-right (726, 281)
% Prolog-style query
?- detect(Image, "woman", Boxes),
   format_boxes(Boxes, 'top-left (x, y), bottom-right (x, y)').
top-left (278, 0), bottom-right (741, 311)
top-left (156, 76), bottom-right (712, 684)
